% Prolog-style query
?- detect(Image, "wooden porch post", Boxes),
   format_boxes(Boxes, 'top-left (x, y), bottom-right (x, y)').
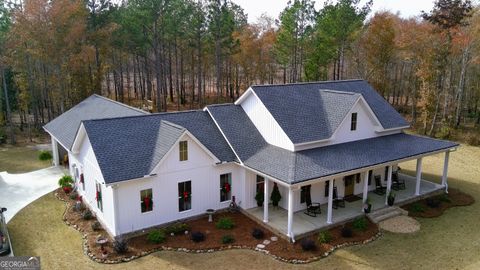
top-left (327, 179), bottom-right (333, 224)
top-left (415, 158), bottom-right (423, 196)
top-left (385, 165), bottom-right (393, 205)
top-left (287, 187), bottom-right (294, 241)
top-left (441, 151), bottom-right (450, 193)
top-left (362, 172), bottom-right (369, 210)
top-left (263, 178), bottom-right (269, 223)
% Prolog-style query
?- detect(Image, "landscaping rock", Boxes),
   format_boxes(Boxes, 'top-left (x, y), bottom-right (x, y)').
top-left (262, 240), bottom-right (271, 245)
top-left (256, 244), bottom-right (266, 249)
top-left (270, 236), bottom-right (278, 242)
top-left (379, 215), bottom-right (420, 233)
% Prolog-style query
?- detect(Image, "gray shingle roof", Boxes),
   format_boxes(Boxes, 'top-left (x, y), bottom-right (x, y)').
top-left (251, 80), bottom-right (410, 144)
top-left (83, 110), bottom-right (237, 184)
top-left (208, 104), bottom-right (457, 184)
top-left (43, 95), bottom-right (148, 150)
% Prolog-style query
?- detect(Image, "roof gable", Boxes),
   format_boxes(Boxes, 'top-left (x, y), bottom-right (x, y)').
top-left (44, 94), bottom-right (148, 150)
top-left (250, 80), bottom-right (409, 144)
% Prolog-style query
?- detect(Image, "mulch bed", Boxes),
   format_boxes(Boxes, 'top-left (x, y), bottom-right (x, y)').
top-left (56, 188), bottom-right (380, 264)
top-left (401, 188), bottom-right (475, 218)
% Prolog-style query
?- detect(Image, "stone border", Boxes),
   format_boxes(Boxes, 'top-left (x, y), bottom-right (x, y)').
top-left (55, 191), bottom-right (382, 265)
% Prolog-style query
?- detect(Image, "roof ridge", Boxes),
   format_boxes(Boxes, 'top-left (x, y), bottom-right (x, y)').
top-left (83, 109), bottom-right (205, 123)
top-left (161, 120), bottom-right (186, 131)
top-left (319, 89), bottom-right (360, 95)
top-left (92, 94), bottom-right (150, 115)
top-left (250, 79), bottom-right (364, 88)
top-left (206, 103), bottom-right (235, 107)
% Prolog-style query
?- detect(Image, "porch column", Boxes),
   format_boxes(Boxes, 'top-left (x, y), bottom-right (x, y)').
top-left (385, 165), bottom-right (393, 205)
top-left (51, 136), bottom-right (59, 166)
top-left (362, 172), bottom-right (369, 209)
top-left (263, 178), bottom-right (269, 223)
top-left (287, 187), bottom-right (294, 241)
top-left (441, 151), bottom-right (450, 193)
top-left (327, 180), bottom-right (333, 224)
top-left (415, 158), bottom-right (423, 196)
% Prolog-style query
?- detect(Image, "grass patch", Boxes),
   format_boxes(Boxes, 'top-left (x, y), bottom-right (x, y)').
top-left (0, 146), bottom-right (51, 173)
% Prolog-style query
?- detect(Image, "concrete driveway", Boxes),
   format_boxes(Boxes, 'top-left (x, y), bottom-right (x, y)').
top-left (0, 166), bottom-right (66, 222)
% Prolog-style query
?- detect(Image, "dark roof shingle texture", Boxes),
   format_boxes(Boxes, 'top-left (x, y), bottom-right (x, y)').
top-left (43, 95), bottom-right (148, 150)
top-left (251, 80), bottom-right (410, 144)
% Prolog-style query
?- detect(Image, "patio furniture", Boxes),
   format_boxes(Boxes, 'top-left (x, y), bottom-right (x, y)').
top-left (374, 175), bottom-right (387, 195)
top-left (392, 171), bottom-right (406, 190)
top-left (304, 194), bottom-right (321, 217)
top-left (333, 187), bottom-right (345, 209)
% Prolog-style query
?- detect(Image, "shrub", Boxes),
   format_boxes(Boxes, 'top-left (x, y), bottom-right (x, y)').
top-left (410, 203), bottom-right (425, 213)
top-left (191, 231), bottom-right (205, 243)
top-left (91, 221), bottom-right (101, 231)
top-left (113, 238), bottom-right (128, 254)
top-left (352, 217), bottom-right (368, 231)
top-left (317, 230), bottom-right (332, 244)
top-left (82, 210), bottom-right (93, 220)
top-left (164, 223), bottom-right (189, 235)
top-left (300, 239), bottom-right (316, 251)
top-left (341, 227), bottom-right (353, 238)
top-left (58, 175), bottom-right (74, 188)
top-left (147, 230), bottom-right (166, 244)
top-left (252, 228), bottom-right (264, 239)
top-left (38, 150), bottom-right (53, 161)
top-left (216, 217), bottom-right (235, 230)
top-left (426, 198), bottom-right (441, 208)
top-left (69, 192), bottom-right (78, 200)
top-left (221, 235), bottom-right (235, 244)
top-left (270, 183), bottom-right (282, 206)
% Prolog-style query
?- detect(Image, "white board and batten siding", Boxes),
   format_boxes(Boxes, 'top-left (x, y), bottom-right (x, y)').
top-left (70, 134), bottom-right (117, 236)
top-left (114, 133), bottom-right (244, 235)
top-left (239, 89), bottom-right (295, 151)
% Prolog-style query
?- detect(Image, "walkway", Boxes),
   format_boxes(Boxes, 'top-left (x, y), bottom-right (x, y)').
top-left (0, 166), bottom-right (66, 222)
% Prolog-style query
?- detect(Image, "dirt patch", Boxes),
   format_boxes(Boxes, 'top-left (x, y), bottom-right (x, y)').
top-left (401, 188), bottom-right (474, 218)
top-left (379, 216), bottom-right (420, 233)
top-left (57, 188), bottom-right (379, 263)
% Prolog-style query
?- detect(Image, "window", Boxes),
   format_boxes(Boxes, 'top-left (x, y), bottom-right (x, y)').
top-left (95, 182), bottom-right (103, 212)
top-left (178, 181), bottom-right (191, 212)
top-left (325, 181), bottom-right (330, 197)
top-left (368, 170), bottom-right (373, 186)
top-left (220, 173), bottom-right (232, 202)
top-left (179, 141), bottom-right (188, 161)
top-left (80, 173), bottom-right (85, 190)
top-left (140, 189), bottom-right (153, 213)
top-left (300, 185), bottom-right (311, 204)
top-left (256, 175), bottom-right (265, 193)
top-left (351, 112), bottom-right (358, 131)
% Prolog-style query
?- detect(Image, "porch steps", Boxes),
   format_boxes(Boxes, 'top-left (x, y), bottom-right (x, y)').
top-left (367, 206), bottom-right (408, 224)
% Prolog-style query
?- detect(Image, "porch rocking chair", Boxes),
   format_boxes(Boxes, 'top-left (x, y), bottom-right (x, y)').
top-left (304, 193), bottom-right (321, 217)
top-left (392, 171), bottom-right (406, 190)
top-left (374, 175), bottom-right (387, 195)
top-left (333, 187), bottom-right (345, 209)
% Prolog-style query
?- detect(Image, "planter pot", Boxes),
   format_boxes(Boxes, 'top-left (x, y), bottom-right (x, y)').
top-left (272, 202), bottom-right (279, 207)
top-left (387, 197), bottom-right (395, 206)
top-left (63, 187), bottom-right (72, 194)
top-left (364, 204), bottom-right (372, 213)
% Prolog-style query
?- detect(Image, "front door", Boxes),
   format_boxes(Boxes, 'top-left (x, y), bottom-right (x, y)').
top-left (344, 175), bottom-right (355, 197)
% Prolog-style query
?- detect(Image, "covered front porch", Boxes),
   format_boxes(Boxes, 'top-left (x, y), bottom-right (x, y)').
top-left (246, 173), bottom-right (443, 239)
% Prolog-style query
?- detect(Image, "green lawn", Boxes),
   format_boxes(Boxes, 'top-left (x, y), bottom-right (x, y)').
top-left (0, 146), bottom-right (51, 173)
top-left (8, 144), bottom-right (480, 269)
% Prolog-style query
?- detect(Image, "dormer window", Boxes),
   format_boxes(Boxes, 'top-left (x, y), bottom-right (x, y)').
top-left (179, 141), bottom-right (188, 161)
top-left (351, 113), bottom-right (358, 131)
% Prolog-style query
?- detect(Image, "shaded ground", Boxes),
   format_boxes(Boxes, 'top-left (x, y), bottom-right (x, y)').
top-left (7, 144), bottom-right (480, 269)
top-left (0, 145), bottom-right (51, 173)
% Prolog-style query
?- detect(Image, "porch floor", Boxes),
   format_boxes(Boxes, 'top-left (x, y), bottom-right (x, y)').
top-left (245, 174), bottom-right (443, 238)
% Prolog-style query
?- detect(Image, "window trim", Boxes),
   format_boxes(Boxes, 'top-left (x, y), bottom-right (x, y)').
top-left (300, 185), bottom-right (311, 204)
top-left (351, 112), bottom-right (358, 131)
top-left (178, 180), bottom-right (192, 212)
top-left (179, 141), bottom-right (188, 161)
top-left (140, 188), bottom-right (153, 213)
top-left (220, 173), bottom-right (232, 202)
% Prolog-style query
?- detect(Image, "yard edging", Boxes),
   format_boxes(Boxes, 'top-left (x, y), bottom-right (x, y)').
top-left (55, 190), bottom-right (382, 265)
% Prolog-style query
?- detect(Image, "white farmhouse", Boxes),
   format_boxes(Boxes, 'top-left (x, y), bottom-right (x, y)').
top-left (44, 80), bottom-right (458, 241)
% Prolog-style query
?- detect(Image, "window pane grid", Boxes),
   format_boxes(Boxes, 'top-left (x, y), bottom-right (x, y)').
top-left (179, 141), bottom-right (188, 161)
top-left (141, 188), bottom-right (153, 213)
top-left (178, 181), bottom-right (192, 211)
top-left (220, 173), bottom-right (232, 202)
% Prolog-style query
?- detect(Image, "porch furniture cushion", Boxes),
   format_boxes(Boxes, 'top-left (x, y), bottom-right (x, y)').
top-left (392, 171), bottom-right (406, 190)
top-left (333, 187), bottom-right (346, 209)
top-left (304, 193), bottom-right (321, 217)
top-left (374, 175), bottom-right (387, 195)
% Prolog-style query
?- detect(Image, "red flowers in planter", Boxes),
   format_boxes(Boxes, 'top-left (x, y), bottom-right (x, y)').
top-left (183, 191), bottom-right (189, 200)
top-left (63, 186), bottom-right (72, 194)
top-left (143, 196), bottom-right (151, 209)
top-left (224, 183), bottom-right (231, 193)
